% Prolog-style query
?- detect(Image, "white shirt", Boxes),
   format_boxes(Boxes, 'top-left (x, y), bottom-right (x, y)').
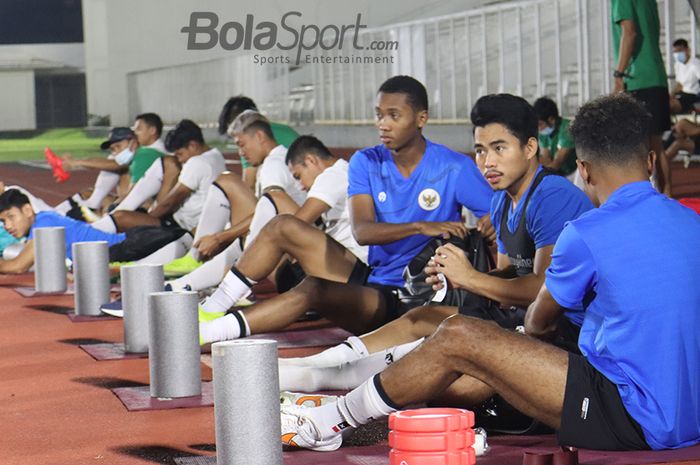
top-left (146, 139), bottom-right (167, 154)
top-left (675, 56), bottom-right (700, 95)
top-left (173, 148), bottom-right (226, 230)
top-left (307, 159), bottom-right (367, 263)
top-left (255, 145), bottom-right (306, 205)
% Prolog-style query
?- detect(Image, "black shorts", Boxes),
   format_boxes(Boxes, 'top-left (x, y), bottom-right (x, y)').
top-left (459, 303), bottom-right (526, 330)
top-left (558, 353), bottom-right (650, 451)
top-left (675, 92), bottom-right (700, 113)
top-left (159, 213), bottom-right (182, 229)
top-left (628, 86), bottom-right (671, 135)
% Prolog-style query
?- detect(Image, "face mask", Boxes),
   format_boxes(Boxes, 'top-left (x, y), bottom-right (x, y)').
top-left (539, 126), bottom-right (555, 137)
top-left (674, 51), bottom-right (687, 63)
top-left (113, 146), bottom-right (135, 165)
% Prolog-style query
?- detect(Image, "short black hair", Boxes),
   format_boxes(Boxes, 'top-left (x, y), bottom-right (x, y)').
top-left (135, 112), bottom-right (163, 137)
top-left (164, 119), bottom-right (205, 152)
top-left (569, 93), bottom-right (651, 166)
top-left (378, 75), bottom-right (428, 112)
top-left (673, 38), bottom-right (689, 48)
top-left (0, 189), bottom-right (31, 214)
top-left (470, 94), bottom-right (538, 146)
top-left (533, 97), bottom-right (560, 122)
top-left (285, 135), bottom-right (334, 165)
top-left (218, 96), bottom-right (258, 135)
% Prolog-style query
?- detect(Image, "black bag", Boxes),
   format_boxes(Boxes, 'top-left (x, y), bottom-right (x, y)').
top-left (108, 226), bottom-right (188, 262)
top-left (401, 230), bottom-right (495, 307)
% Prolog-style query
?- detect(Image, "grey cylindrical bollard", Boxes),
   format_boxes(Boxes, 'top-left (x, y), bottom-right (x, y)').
top-left (72, 241), bottom-right (110, 316)
top-left (148, 291), bottom-right (201, 398)
top-left (121, 264), bottom-right (164, 353)
top-left (213, 340), bottom-right (282, 465)
top-left (33, 227), bottom-right (67, 293)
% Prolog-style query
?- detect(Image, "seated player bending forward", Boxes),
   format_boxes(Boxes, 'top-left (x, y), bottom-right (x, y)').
top-left (278, 93), bottom-right (700, 453)
top-left (163, 110), bottom-right (306, 283)
top-left (196, 75), bottom-right (495, 344)
top-left (277, 93), bottom-right (594, 392)
top-left (0, 189), bottom-right (190, 273)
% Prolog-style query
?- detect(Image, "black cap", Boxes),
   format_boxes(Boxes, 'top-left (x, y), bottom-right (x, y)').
top-left (100, 127), bottom-right (135, 150)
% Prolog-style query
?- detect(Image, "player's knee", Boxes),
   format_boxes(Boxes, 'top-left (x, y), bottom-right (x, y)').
top-left (266, 214), bottom-right (300, 239)
top-left (215, 171), bottom-right (238, 188)
top-left (435, 314), bottom-right (485, 344)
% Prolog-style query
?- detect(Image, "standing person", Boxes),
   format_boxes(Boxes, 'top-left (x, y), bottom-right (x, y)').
top-left (669, 38), bottom-right (700, 114)
top-left (611, 0), bottom-right (672, 195)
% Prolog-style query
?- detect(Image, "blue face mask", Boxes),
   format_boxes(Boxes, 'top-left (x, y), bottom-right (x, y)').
top-left (674, 51), bottom-right (688, 63)
top-left (539, 125), bottom-right (555, 137)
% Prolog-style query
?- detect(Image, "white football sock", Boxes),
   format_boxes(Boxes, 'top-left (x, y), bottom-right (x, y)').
top-left (278, 338), bottom-right (424, 391)
top-left (54, 193), bottom-right (83, 215)
top-left (169, 239), bottom-right (243, 291)
top-left (308, 375), bottom-right (398, 441)
top-left (84, 171), bottom-right (120, 209)
top-left (114, 161), bottom-right (163, 211)
top-left (199, 310), bottom-right (250, 344)
top-left (91, 215), bottom-right (118, 233)
top-left (191, 184), bottom-right (231, 260)
top-left (279, 336), bottom-right (369, 367)
top-left (201, 267), bottom-right (256, 314)
top-left (135, 233), bottom-right (193, 265)
top-left (245, 194), bottom-right (277, 248)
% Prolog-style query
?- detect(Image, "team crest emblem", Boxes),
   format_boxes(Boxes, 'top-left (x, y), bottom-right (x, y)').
top-left (378, 191), bottom-right (387, 203)
top-left (418, 188), bottom-right (440, 211)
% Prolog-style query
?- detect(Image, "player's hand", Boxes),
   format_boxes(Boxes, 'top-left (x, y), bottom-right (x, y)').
top-left (60, 153), bottom-right (77, 170)
top-left (416, 221), bottom-right (467, 239)
top-left (193, 234), bottom-right (223, 261)
top-left (476, 214), bottom-right (496, 244)
top-left (425, 243), bottom-right (476, 290)
top-left (612, 76), bottom-right (625, 94)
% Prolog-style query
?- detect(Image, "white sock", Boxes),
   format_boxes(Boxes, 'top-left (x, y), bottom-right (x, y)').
top-left (54, 193), bottom-right (82, 215)
top-left (191, 184), bottom-right (231, 260)
top-left (201, 268), bottom-right (256, 314)
top-left (169, 239), bottom-right (243, 291)
top-left (84, 171), bottom-right (120, 209)
top-left (279, 336), bottom-right (369, 367)
top-left (278, 338), bottom-right (424, 391)
top-left (114, 162), bottom-right (163, 211)
top-left (245, 195), bottom-right (277, 248)
top-left (200, 310), bottom-right (250, 343)
top-left (308, 375), bottom-right (398, 440)
top-left (91, 215), bottom-right (118, 233)
top-left (136, 233), bottom-right (193, 264)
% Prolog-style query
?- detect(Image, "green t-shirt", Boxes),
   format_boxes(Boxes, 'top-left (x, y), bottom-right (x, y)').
top-left (129, 147), bottom-right (163, 183)
top-left (239, 121), bottom-right (299, 169)
top-left (611, 0), bottom-right (667, 91)
top-left (539, 118), bottom-right (577, 176)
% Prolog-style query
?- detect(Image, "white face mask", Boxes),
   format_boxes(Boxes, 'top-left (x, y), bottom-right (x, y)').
top-left (113, 146), bottom-right (135, 166)
top-left (539, 125), bottom-right (555, 137)
top-left (674, 51), bottom-right (688, 63)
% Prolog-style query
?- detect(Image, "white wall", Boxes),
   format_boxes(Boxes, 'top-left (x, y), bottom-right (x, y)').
top-left (82, 0), bottom-right (493, 125)
top-left (0, 71), bottom-right (36, 131)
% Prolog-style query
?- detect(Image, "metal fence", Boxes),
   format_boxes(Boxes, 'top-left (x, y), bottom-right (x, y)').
top-left (310, 0), bottom-right (699, 123)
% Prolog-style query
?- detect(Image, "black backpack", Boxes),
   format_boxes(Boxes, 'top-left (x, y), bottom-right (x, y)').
top-left (401, 230), bottom-right (495, 307)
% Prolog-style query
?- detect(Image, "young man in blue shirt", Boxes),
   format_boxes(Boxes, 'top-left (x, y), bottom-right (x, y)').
top-left (276, 94), bottom-right (593, 392)
top-left (0, 189), bottom-right (189, 273)
top-left (197, 75), bottom-right (495, 343)
top-left (278, 94), bottom-right (700, 452)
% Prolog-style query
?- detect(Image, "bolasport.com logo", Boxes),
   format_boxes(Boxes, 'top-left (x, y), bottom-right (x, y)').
top-left (181, 12), bottom-right (399, 66)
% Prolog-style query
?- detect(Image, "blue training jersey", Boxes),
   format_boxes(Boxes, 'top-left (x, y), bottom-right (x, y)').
top-left (491, 166), bottom-right (594, 324)
top-left (545, 181), bottom-right (700, 450)
top-left (29, 211), bottom-right (126, 260)
top-left (348, 139), bottom-right (493, 287)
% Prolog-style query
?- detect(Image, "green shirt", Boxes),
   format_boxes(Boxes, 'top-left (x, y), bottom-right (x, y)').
top-left (239, 121), bottom-right (299, 169)
top-left (129, 147), bottom-right (163, 183)
top-left (539, 118), bottom-right (577, 176)
top-left (611, 0), bottom-right (667, 91)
